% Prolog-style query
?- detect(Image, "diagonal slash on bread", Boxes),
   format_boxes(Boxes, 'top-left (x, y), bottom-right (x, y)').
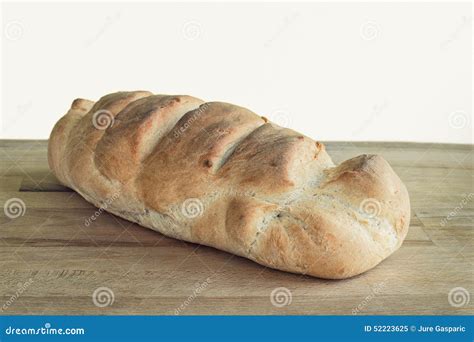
top-left (48, 91), bottom-right (410, 279)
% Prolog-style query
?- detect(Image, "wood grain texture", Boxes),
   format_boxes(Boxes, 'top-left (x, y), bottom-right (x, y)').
top-left (0, 140), bottom-right (472, 315)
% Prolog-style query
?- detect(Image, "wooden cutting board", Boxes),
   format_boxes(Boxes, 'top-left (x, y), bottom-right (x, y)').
top-left (0, 140), bottom-right (472, 315)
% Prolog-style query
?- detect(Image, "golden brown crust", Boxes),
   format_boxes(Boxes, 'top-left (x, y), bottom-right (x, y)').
top-left (48, 91), bottom-right (411, 279)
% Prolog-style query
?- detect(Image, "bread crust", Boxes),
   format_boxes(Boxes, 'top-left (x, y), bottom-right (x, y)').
top-left (48, 91), bottom-right (410, 279)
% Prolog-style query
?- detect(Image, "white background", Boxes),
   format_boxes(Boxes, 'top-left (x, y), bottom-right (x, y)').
top-left (1, 1), bottom-right (472, 143)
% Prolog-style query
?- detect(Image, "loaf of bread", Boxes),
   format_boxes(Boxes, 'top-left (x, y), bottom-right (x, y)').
top-left (48, 91), bottom-right (410, 279)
